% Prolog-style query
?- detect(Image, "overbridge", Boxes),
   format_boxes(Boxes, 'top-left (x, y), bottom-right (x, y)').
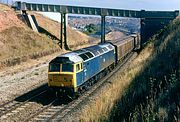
top-left (14, 1), bottom-right (179, 49)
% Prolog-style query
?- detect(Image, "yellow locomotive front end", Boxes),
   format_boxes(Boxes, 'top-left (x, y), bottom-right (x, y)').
top-left (48, 63), bottom-right (74, 87)
top-left (48, 57), bottom-right (77, 97)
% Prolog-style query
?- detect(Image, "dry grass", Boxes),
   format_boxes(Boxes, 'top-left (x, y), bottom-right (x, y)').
top-left (0, 26), bottom-right (58, 60)
top-left (33, 13), bottom-right (97, 47)
top-left (0, 4), bottom-right (59, 62)
top-left (69, 18), bottom-right (180, 121)
top-left (0, 5), bottom-right (25, 32)
top-left (0, 4), bottom-right (12, 11)
top-left (77, 42), bottom-right (154, 121)
top-left (0, 4), bottom-right (97, 68)
top-left (106, 31), bottom-right (126, 40)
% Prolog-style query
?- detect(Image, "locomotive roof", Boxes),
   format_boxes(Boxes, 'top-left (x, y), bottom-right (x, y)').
top-left (57, 43), bottom-right (114, 63)
top-left (58, 52), bottom-right (83, 63)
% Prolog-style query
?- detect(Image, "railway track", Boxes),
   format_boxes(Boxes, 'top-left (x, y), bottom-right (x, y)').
top-left (53, 52), bottom-right (136, 121)
top-left (0, 84), bottom-right (49, 120)
top-left (24, 52), bottom-right (136, 122)
top-left (0, 52), bottom-right (136, 122)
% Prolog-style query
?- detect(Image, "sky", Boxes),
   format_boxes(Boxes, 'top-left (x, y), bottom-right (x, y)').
top-left (11, 0), bottom-right (180, 11)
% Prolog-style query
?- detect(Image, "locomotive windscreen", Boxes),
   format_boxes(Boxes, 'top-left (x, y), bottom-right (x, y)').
top-left (62, 64), bottom-right (74, 72)
top-left (49, 63), bottom-right (60, 72)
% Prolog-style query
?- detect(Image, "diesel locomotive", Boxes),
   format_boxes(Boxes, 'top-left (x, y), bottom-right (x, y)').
top-left (48, 34), bottom-right (140, 97)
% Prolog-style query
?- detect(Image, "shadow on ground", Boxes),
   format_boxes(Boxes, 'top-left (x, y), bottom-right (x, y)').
top-left (38, 26), bottom-right (61, 41)
top-left (15, 83), bottom-right (72, 106)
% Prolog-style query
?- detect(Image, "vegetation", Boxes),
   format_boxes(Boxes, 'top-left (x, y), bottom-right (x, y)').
top-left (0, 4), bottom-right (96, 68)
top-left (76, 18), bottom-right (179, 121)
top-left (0, 4), bottom-right (11, 11)
top-left (110, 18), bottom-right (180, 121)
top-left (83, 24), bottom-right (100, 35)
top-left (33, 12), bottom-right (95, 47)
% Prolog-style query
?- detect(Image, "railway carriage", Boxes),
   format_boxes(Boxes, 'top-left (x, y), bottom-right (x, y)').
top-left (108, 35), bottom-right (139, 64)
top-left (48, 43), bottom-right (115, 97)
top-left (48, 34), bottom-right (141, 97)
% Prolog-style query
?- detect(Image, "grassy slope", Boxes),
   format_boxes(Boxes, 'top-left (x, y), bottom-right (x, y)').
top-left (0, 26), bottom-right (58, 59)
top-left (105, 31), bottom-right (126, 40)
top-left (0, 4), bottom-right (59, 60)
top-left (33, 13), bottom-right (96, 47)
top-left (0, 4), bottom-right (95, 63)
top-left (0, 4), bottom-right (11, 11)
top-left (110, 17), bottom-right (180, 121)
top-left (77, 18), bottom-right (179, 121)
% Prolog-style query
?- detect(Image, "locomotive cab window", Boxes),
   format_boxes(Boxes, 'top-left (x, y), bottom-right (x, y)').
top-left (76, 63), bottom-right (83, 72)
top-left (76, 64), bottom-right (81, 72)
top-left (49, 63), bottom-right (60, 72)
top-left (62, 63), bottom-right (73, 72)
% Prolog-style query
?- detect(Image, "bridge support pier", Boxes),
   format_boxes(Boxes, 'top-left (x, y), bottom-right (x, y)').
top-left (60, 13), bottom-right (69, 50)
top-left (141, 18), bottom-right (173, 45)
top-left (101, 15), bottom-right (106, 43)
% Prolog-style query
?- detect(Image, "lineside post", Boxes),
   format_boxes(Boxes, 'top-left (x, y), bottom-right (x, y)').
top-left (101, 15), bottom-right (106, 43)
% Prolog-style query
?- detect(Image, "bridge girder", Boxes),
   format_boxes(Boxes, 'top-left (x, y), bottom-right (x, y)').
top-left (15, 2), bottom-right (179, 19)
top-left (14, 1), bottom-right (179, 49)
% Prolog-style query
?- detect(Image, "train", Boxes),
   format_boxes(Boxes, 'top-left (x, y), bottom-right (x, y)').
top-left (48, 34), bottom-right (141, 97)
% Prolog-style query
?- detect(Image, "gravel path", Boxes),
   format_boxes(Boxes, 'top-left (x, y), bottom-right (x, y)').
top-left (0, 61), bottom-right (48, 104)
top-left (0, 50), bottom-right (62, 104)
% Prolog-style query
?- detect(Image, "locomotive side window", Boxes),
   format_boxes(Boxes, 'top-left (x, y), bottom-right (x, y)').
top-left (81, 63), bottom-right (83, 69)
top-left (108, 45), bottom-right (113, 49)
top-left (85, 52), bottom-right (94, 58)
top-left (76, 64), bottom-right (81, 72)
top-left (76, 63), bottom-right (83, 72)
top-left (103, 47), bottom-right (108, 52)
top-left (49, 63), bottom-right (60, 72)
top-left (79, 54), bottom-right (89, 61)
top-left (91, 51), bottom-right (99, 56)
top-left (99, 48), bottom-right (104, 54)
top-left (62, 63), bottom-right (74, 72)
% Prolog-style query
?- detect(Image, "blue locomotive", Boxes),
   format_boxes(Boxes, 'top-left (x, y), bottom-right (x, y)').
top-left (48, 34), bottom-right (140, 97)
